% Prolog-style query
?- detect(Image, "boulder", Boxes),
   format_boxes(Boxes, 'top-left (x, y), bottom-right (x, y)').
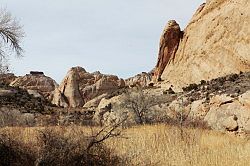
top-left (209, 94), bottom-right (234, 106)
top-left (222, 115), bottom-right (238, 132)
top-left (189, 99), bottom-right (209, 120)
top-left (52, 66), bottom-right (125, 108)
top-left (204, 93), bottom-right (250, 132)
top-left (160, 0), bottom-right (250, 87)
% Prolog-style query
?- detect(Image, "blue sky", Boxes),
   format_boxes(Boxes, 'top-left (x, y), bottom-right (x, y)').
top-left (1, 0), bottom-right (204, 83)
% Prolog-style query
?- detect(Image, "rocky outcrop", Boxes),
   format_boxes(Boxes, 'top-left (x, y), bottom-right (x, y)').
top-left (203, 93), bottom-right (250, 133)
top-left (52, 66), bottom-right (125, 108)
top-left (125, 72), bottom-right (152, 87)
top-left (54, 67), bottom-right (84, 108)
top-left (160, 0), bottom-right (250, 87)
top-left (94, 72), bottom-right (250, 134)
top-left (83, 93), bottom-right (108, 109)
top-left (153, 20), bottom-right (182, 81)
top-left (10, 72), bottom-right (58, 99)
top-left (0, 73), bottom-right (17, 85)
top-left (0, 83), bottom-right (52, 113)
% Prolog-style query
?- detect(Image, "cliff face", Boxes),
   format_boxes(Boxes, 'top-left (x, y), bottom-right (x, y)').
top-left (159, 0), bottom-right (250, 87)
top-left (153, 20), bottom-right (182, 81)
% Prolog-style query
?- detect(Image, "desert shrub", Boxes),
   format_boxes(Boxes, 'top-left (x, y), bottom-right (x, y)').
top-left (36, 128), bottom-right (123, 166)
top-left (200, 80), bottom-right (206, 85)
top-left (0, 133), bottom-right (36, 166)
top-left (163, 87), bottom-right (175, 95)
top-left (0, 127), bottom-right (125, 166)
top-left (73, 143), bottom-right (122, 166)
top-left (0, 107), bottom-right (35, 127)
top-left (227, 73), bottom-right (239, 82)
top-left (36, 129), bottom-right (77, 166)
top-left (182, 83), bottom-right (199, 92)
top-left (122, 88), bottom-right (157, 124)
top-left (184, 119), bottom-right (210, 130)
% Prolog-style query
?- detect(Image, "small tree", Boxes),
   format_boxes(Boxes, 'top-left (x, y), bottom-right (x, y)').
top-left (0, 9), bottom-right (24, 73)
top-left (122, 87), bottom-right (156, 124)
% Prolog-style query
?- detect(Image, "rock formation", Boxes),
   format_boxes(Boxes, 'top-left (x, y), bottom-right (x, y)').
top-left (10, 72), bottom-right (58, 99)
top-left (203, 93), bottom-right (250, 132)
top-left (0, 73), bottom-right (17, 85)
top-left (0, 83), bottom-right (53, 113)
top-left (158, 0), bottom-right (250, 87)
top-left (153, 20), bottom-right (182, 81)
top-left (52, 66), bottom-right (125, 108)
top-left (94, 71), bottom-right (250, 133)
top-left (125, 72), bottom-right (152, 87)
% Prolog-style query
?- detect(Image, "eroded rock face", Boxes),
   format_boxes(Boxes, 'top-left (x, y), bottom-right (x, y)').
top-left (153, 20), bottom-right (182, 81)
top-left (52, 66), bottom-right (125, 108)
top-left (125, 72), bottom-right (152, 87)
top-left (10, 73), bottom-right (58, 99)
top-left (161, 0), bottom-right (250, 87)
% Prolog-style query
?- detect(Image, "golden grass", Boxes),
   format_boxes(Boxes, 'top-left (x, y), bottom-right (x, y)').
top-left (105, 125), bottom-right (250, 166)
top-left (1, 125), bottom-right (249, 166)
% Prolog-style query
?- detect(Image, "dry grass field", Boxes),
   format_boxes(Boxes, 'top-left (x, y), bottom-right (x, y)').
top-left (106, 125), bottom-right (250, 166)
top-left (0, 125), bottom-right (250, 166)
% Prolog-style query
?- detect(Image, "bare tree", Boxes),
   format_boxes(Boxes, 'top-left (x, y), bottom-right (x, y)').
top-left (0, 9), bottom-right (24, 73)
top-left (122, 87), bottom-right (156, 124)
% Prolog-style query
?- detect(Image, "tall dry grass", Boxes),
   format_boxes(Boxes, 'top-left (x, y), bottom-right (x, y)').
top-left (0, 126), bottom-right (123, 166)
top-left (105, 124), bottom-right (250, 166)
top-left (0, 125), bottom-right (249, 166)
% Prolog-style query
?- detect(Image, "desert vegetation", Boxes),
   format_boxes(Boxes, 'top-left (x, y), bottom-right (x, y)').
top-left (122, 88), bottom-right (158, 124)
top-left (0, 125), bottom-right (249, 166)
top-left (0, 124), bottom-right (125, 166)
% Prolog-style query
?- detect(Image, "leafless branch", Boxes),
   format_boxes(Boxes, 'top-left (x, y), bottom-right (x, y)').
top-left (86, 117), bottom-right (127, 151)
top-left (0, 9), bottom-right (24, 58)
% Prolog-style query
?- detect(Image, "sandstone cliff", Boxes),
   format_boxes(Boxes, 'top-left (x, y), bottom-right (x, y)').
top-left (153, 20), bottom-right (181, 81)
top-left (52, 66), bottom-right (125, 108)
top-left (157, 0), bottom-right (250, 87)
